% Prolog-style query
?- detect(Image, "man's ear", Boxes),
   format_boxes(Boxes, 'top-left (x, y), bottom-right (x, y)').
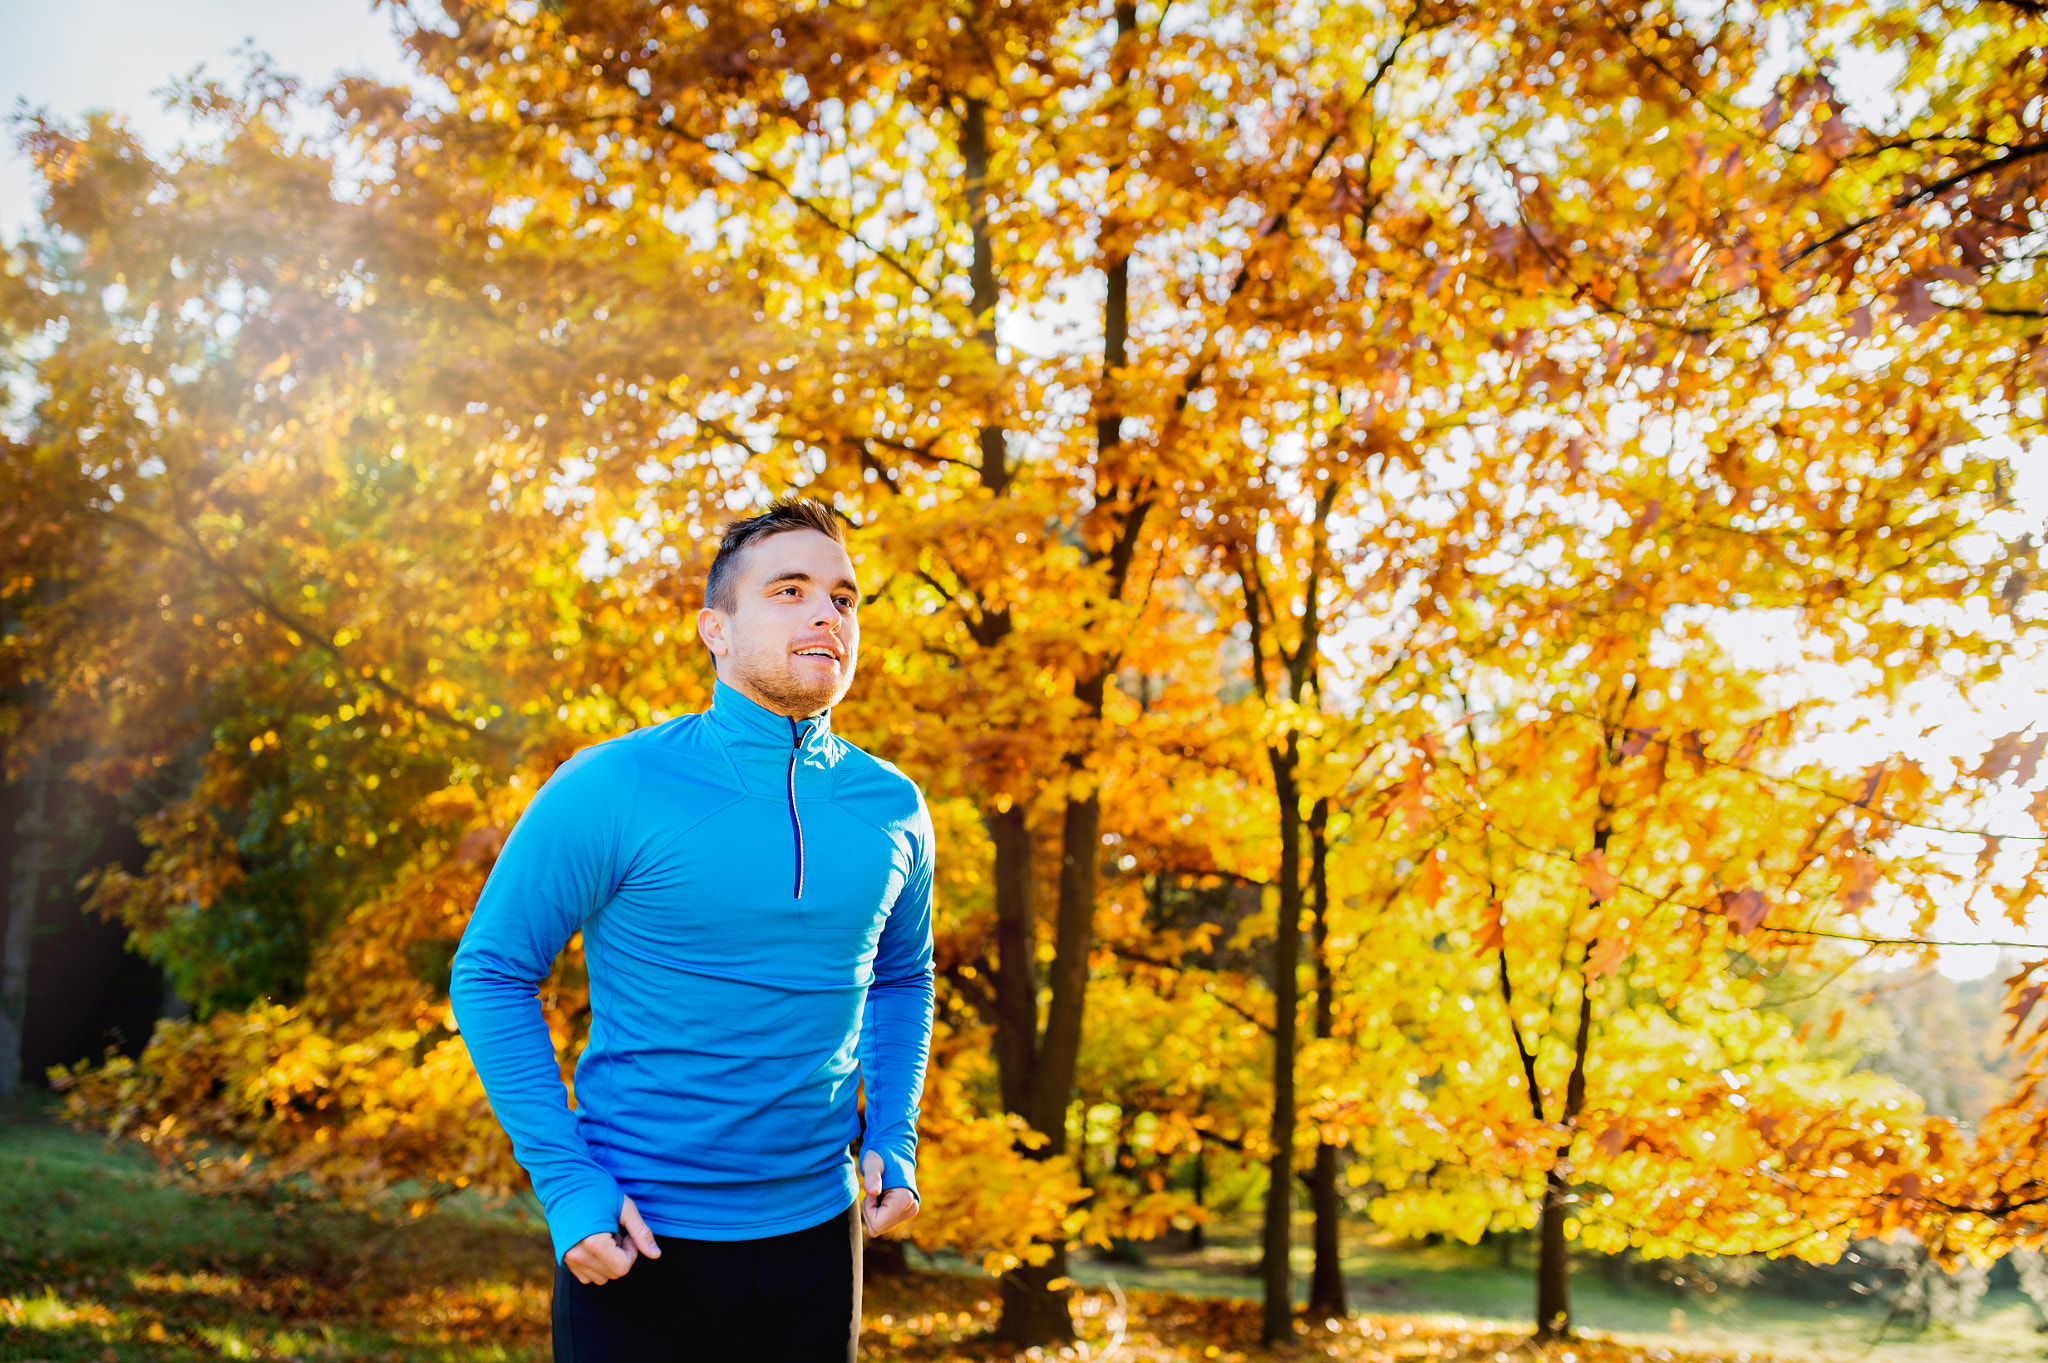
top-left (697, 606), bottom-right (730, 659)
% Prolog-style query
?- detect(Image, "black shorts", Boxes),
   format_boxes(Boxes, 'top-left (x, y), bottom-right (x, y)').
top-left (551, 1202), bottom-right (861, 1363)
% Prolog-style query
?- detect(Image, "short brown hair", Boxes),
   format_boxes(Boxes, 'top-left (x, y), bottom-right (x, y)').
top-left (703, 496), bottom-right (846, 613)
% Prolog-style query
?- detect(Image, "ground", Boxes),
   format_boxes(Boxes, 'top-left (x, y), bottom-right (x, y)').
top-left (3, 1107), bottom-right (2040, 1362)
top-left (1052, 1221), bottom-right (2048, 1363)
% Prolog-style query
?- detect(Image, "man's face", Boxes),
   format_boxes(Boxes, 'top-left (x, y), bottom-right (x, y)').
top-left (696, 528), bottom-right (862, 718)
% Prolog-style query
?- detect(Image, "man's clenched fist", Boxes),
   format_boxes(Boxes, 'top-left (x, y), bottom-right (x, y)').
top-left (861, 1150), bottom-right (919, 1238)
top-left (564, 1195), bottom-right (662, 1284)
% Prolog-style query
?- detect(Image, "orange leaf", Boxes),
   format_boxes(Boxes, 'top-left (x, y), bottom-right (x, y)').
top-left (1580, 850), bottom-right (1619, 903)
top-left (1585, 934), bottom-right (1630, 979)
top-left (2004, 982), bottom-right (2047, 1045)
top-left (1838, 853), bottom-right (1879, 913)
top-left (1717, 887), bottom-right (1769, 935)
top-left (1973, 730), bottom-right (2036, 781)
top-left (1414, 852), bottom-right (1448, 906)
top-left (1472, 898), bottom-right (1505, 957)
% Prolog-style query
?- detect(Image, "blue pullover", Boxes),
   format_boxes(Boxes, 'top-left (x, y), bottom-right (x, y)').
top-left (450, 679), bottom-right (935, 1263)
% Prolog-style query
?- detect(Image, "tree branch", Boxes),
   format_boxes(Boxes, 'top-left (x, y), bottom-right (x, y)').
top-left (1787, 139), bottom-right (2048, 268)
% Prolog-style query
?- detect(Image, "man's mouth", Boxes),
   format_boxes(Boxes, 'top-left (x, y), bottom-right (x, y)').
top-left (793, 646), bottom-right (840, 662)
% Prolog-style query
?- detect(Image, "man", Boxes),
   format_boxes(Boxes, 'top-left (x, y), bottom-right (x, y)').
top-left (451, 496), bottom-right (933, 1363)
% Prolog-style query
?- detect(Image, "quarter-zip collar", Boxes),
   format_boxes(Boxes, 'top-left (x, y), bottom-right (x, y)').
top-left (706, 678), bottom-right (834, 781)
top-left (707, 678), bottom-right (835, 899)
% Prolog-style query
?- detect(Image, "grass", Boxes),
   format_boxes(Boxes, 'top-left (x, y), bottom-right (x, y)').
top-left (1, 1105), bottom-right (550, 1362)
top-left (1048, 1211), bottom-right (2048, 1363)
top-left (5, 1104), bottom-right (2042, 1362)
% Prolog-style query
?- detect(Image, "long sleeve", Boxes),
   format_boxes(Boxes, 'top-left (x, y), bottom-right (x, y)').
top-left (859, 794), bottom-right (936, 1197)
top-left (450, 747), bottom-right (633, 1263)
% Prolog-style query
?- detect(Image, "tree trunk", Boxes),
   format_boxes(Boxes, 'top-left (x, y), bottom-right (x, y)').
top-left (1307, 1141), bottom-right (1345, 1316)
top-left (985, 802), bottom-right (1082, 1348)
top-left (1534, 923), bottom-right (1601, 1340)
top-left (960, 96), bottom-right (1008, 497)
top-left (864, 1237), bottom-right (909, 1280)
top-left (1260, 739), bottom-right (1303, 1345)
top-left (988, 807), bottom-right (1036, 1119)
top-left (1304, 797), bottom-right (1346, 1318)
top-left (1189, 1142), bottom-right (1207, 1250)
top-left (0, 758), bottom-right (52, 1100)
top-left (993, 780), bottom-right (1100, 1347)
top-left (1000, 1257), bottom-right (1074, 1345)
top-left (1033, 773), bottom-right (1099, 1146)
top-left (961, 91), bottom-right (1082, 1348)
top-left (1535, 1165), bottom-right (1572, 1338)
top-left (992, 7), bottom-right (1143, 1341)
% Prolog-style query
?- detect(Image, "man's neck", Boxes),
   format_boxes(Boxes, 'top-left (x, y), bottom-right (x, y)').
top-left (718, 672), bottom-right (828, 721)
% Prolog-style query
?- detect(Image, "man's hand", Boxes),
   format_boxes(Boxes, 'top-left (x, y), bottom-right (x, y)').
top-left (563, 1194), bottom-right (661, 1284)
top-left (861, 1150), bottom-right (919, 1238)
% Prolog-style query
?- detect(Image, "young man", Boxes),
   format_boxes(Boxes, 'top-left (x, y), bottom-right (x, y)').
top-left (451, 497), bottom-right (934, 1363)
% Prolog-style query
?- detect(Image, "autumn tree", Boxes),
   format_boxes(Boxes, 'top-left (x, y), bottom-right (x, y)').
top-left (1222, 475), bottom-right (1334, 1341)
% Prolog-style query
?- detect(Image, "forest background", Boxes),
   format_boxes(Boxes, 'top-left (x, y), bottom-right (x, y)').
top-left (2, 0), bottom-right (2047, 1353)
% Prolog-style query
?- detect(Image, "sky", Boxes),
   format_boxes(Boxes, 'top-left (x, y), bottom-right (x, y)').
top-left (0, 1), bottom-right (412, 241)
top-left (2, 2), bottom-right (2043, 979)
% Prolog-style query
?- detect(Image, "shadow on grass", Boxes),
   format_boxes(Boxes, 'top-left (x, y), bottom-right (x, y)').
top-left (2, 1104), bottom-right (552, 1362)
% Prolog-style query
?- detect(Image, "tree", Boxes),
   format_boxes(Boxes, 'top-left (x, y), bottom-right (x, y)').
top-left (1446, 0), bottom-right (2048, 1283)
top-left (1219, 468), bottom-right (1341, 1342)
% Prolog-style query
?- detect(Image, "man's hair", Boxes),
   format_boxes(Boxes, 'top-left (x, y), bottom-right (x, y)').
top-left (703, 496), bottom-right (846, 613)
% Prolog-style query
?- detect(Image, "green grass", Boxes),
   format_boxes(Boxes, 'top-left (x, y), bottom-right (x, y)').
top-left (0, 1103), bottom-right (554, 1362)
top-left (1045, 1207), bottom-right (2048, 1363)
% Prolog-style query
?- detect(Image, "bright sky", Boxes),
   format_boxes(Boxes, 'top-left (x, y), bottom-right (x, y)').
top-left (0, 0), bottom-right (412, 241)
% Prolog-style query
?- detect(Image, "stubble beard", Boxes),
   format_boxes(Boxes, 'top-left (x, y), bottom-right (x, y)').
top-left (729, 646), bottom-right (855, 718)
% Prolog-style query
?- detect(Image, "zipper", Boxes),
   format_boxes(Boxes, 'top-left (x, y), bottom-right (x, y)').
top-left (786, 716), bottom-right (809, 899)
